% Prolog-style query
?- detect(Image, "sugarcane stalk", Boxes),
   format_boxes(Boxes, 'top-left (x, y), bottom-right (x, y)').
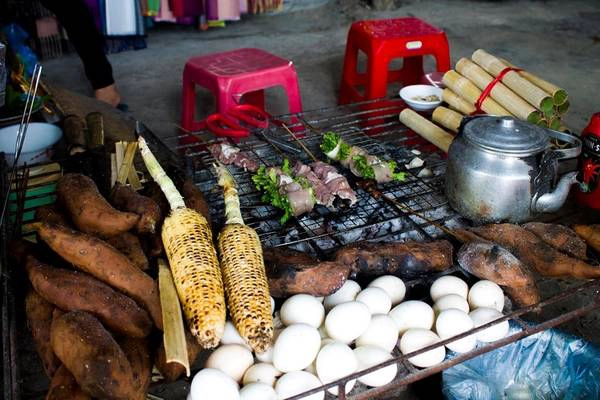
top-left (442, 70), bottom-right (512, 116)
top-left (472, 49), bottom-right (554, 114)
top-left (456, 58), bottom-right (537, 121)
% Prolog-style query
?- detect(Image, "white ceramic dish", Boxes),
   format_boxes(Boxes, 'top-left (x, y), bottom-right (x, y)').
top-left (400, 85), bottom-right (443, 111)
top-left (0, 123), bottom-right (63, 166)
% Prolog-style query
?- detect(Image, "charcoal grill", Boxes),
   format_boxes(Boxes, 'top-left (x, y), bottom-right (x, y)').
top-left (2, 98), bottom-right (599, 400)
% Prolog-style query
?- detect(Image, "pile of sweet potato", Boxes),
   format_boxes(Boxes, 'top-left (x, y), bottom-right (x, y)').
top-left (456, 222), bottom-right (600, 308)
top-left (12, 173), bottom-right (211, 399)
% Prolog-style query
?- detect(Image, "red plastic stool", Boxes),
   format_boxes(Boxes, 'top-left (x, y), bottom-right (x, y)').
top-left (339, 17), bottom-right (451, 104)
top-left (181, 48), bottom-right (303, 132)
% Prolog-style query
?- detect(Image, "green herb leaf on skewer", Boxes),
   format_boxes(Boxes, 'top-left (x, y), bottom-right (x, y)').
top-left (352, 155), bottom-right (375, 180)
top-left (388, 160), bottom-right (406, 182)
top-left (252, 166), bottom-right (294, 224)
top-left (338, 142), bottom-right (351, 161)
top-left (320, 131), bottom-right (341, 153)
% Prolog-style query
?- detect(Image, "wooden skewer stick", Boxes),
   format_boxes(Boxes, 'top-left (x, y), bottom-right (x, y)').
top-left (280, 123), bottom-right (319, 163)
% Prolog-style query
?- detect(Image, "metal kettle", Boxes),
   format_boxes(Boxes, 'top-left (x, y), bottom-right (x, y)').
top-left (445, 116), bottom-right (581, 223)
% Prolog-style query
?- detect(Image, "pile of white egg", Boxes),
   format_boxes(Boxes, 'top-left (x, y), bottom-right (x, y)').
top-left (188, 275), bottom-right (509, 400)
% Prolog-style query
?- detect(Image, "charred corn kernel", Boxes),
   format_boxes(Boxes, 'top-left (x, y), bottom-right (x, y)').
top-left (216, 163), bottom-right (274, 353)
top-left (162, 208), bottom-right (226, 349)
top-left (139, 136), bottom-right (226, 348)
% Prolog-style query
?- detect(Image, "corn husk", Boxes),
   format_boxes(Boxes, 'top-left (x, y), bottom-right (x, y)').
top-left (455, 58), bottom-right (537, 121)
top-left (399, 109), bottom-right (454, 153)
top-left (442, 89), bottom-right (476, 115)
top-left (501, 58), bottom-right (568, 106)
top-left (472, 50), bottom-right (554, 114)
top-left (432, 106), bottom-right (463, 133)
top-left (442, 70), bottom-right (512, 116)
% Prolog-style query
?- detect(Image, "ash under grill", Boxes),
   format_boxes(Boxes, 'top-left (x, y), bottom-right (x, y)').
top-left (161, 99), bottom-right (462, 254)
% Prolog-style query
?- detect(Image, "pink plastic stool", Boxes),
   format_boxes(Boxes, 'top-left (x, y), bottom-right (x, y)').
top-left (181, 48), bottom-right (303, 132)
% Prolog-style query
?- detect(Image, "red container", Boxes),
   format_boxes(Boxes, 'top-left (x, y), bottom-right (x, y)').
top-left (576, 112), bottom-right (600, 209)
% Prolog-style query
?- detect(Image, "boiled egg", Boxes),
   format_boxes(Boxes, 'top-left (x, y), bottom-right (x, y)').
top-left (368, 275), bottom-right (406, 305)
top-left (205, 344), bottom-right (254, 383)
top-left (316, 341), bottom-right (358, 395)
top-left (325, 301), bottom-right (371, 343)
top-left (399, 329), bottom-right (446, 368)
top-left (356, 287), bottom-right (392, 314)
top-left (323, 280), bottom-right (361, 310)
top-left (389, 300), bottom-right (434, 334)
top-left (469, 307), bottom-right (509, 342)
top-left (273, 324), bottom-right (321, 372)
top-left (280, 294), bottom-right (325, 328)
top-left (275, 371), bottom-right (324, 400)
top-left (353, 345), bottom-right (397, 387)
top-left (190, 368), bottom-right (239, 400)
top-left (435, 309), bottom-right (476, 353)
top-left (356, 314), bottom-right (399, 352)
top-left (221, 321), bottom-right (251, 349)
top-left (239, 382), bottom-right (277, 400)
top-left (433, 294), bottom-right (470, 315)
top-left (468, 280), bottom-right (505, 312)
top-left (430, 276), bottom-right (469, 301)
top-left (242, 363), bottom-right (281, 387)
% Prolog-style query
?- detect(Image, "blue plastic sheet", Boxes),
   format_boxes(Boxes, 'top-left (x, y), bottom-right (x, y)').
top-left (442, 324), bottom-right (600, 400)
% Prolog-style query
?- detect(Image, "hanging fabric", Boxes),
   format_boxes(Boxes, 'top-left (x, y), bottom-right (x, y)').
top-left (146, 0), bottom-right (160, 16)
top-left (206, 0), bottom-right (240, 21)
top-left (156, 0), bottom-right (176, 22)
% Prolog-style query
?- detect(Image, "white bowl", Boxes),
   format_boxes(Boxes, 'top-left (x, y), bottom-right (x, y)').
top-left (0, 123), bottom-right (63, 166)
top-left (400, 85), bottom-right (443, 111)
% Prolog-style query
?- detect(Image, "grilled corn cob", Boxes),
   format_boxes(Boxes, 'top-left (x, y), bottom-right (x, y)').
top-left (138, 137), bottom-right (225, 348)
top-left (216, 163), bottom-right (274, 353)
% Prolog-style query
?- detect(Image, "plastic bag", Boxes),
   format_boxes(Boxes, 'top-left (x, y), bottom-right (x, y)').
top-left (442, 324), bottom-right (600, 400)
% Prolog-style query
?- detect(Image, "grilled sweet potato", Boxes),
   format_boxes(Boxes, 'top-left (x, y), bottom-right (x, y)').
top-left (57, 173), bottom-right (139, 237)
top-left (37, 222), bottom-right (163, 330)
top-left (51, 311), bottom-right (134, 400)
top-left (335, 240), bottom-right (454, 279)
top-left (471, 224), bottom-right (600, 279)
top-left (155, 330), bottom-right (203, 382)
top-left (111, 182), bottom-right (162, 234)
top-left (46, 365), bottom-right (92, 400)
top-left (457, 241), bottom-right (540, 306)
top-left (523, 222), bottom-right (587, 259)
top-left (119, 338), bottom-right (152, 400)
top-left (573, 224), bottom-right (600, 253)
top-left (35, 204), bottom-right (71, 227)
top-left (106, 232), bottom-right (149, 270)
top-left (264, 248), bottom-right (350, 297)
top-left (182, 178), bottom-right (212, 226)
top-left (25, 289), bottom-right (60, 378)
top-left (25, 254), bottom-right (152, 337)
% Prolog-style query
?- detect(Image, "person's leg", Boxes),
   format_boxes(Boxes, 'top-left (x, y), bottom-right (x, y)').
top-left (39, 0), bottom-right (121, 106)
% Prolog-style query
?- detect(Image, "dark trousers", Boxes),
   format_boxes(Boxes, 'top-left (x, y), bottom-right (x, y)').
top-left (39, 0), bottom-right (114, 90)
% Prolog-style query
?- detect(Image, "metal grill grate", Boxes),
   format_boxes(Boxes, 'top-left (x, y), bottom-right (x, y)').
top-left (159, 98), bottom-right (459, 254)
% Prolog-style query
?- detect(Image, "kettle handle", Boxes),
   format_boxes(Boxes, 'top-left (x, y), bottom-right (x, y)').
top-left (545, 128), bottom-right (582, 160)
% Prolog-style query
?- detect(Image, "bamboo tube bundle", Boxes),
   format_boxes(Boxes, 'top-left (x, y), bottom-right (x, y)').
top-left (442, 89), bottom-right (476, 115)
top-left (455, 58), bottom-right (540, 122)
top-left (216, 164), bottom-right (274, 354)
top-left (442, 70), bottom-right (512, 116)
top-left (472, 49), bottom-right (554, 114)
top-left (432, 106), bottom-right (463, 133)
top-left (138, 137), bottom-right (226, 349)
top-left (501, 58), bottom-right (568, 106)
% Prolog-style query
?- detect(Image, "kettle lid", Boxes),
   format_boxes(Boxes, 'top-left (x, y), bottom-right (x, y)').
top-left (463, 116), bottom-right (549, 155)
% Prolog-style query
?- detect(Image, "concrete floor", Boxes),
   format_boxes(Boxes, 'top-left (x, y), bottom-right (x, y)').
top-left (43, 0), bottom-right (600, 139)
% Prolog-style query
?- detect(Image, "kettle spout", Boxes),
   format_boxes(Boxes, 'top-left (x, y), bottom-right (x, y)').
top-left (532, 171), bottom-right (578, 214)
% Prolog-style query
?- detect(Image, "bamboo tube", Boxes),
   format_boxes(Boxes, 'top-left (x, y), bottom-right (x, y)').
top-left (442, 89), bottom-right (476, 115)
top-left (432, 106), bottom-right (463, 133)
top-left (442, 70), bottom-right (512, 116)
top-left (456, 58), bottom-right (537, 121)
top-left (557, 100), bottom-right (570, 115)
top-left (472, 50), bottom-right (554, 114)
top-left (548, 117), bottom-right (562, 131)
top-left (158, 259), bottom-right (190, 377)
top-left (501, 58), bottom-right (568, 106)
top-left (399, 109), bottom-right (454, 153)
